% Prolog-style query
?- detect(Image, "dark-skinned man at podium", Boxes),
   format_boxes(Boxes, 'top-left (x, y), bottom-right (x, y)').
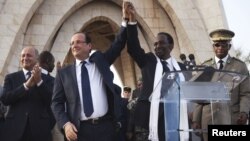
top-left (125, 2), bottom-right (189, 141)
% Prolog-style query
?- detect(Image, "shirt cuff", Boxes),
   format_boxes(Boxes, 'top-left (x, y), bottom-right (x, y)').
top-left (63, 121), bottom-right (71, 130)
top-left (121, 21), bottom-right (127, 27)
top-left (121, 21), bottom-right (137, 27)
top-left (36, 80), bottom-right (43, 87)
top-left (23, 83), bottom-right (29, 90)
top-left (128, 21), bottom-right (137, 25)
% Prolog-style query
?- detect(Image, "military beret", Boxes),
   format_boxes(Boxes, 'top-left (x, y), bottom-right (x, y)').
top-left (209, 29), bottom-right (235, 41)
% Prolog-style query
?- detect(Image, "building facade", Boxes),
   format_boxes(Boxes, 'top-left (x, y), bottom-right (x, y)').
top-left (0, 0), bottom-right (231, 88)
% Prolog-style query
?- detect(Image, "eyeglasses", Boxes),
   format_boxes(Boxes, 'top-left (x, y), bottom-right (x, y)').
top-left (70, 40), bottom-right (87, 46)
top-left (213, 42), bottom-right (230, 48)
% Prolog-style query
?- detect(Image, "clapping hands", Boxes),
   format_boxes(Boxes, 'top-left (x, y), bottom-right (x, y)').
top-left (25, 64), bottom-right (42, 88)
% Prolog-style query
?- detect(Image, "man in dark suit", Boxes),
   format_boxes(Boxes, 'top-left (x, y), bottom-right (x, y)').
top-left (0, 47), bottom-right (54, 141)
top-left (38, 51), bottom-right (65, 141)
top-left (125, 2), bottom-right (187, 141)
top-left (38, 51), bottom-right (55, 75)
top-left (51, 2), bottom-right (132, 141)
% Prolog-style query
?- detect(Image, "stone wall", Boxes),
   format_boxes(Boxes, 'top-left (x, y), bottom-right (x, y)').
top-left (0, 0), bottom-right (229, 89)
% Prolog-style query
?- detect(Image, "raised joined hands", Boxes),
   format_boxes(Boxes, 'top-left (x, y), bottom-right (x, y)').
top-left (123, 1), bottom-right (136, 22)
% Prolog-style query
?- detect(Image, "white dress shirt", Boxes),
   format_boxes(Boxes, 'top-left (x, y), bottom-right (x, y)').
top-left (75, 59), bottom-right (108, 120)
top-left (215, 55), bottom-right (228, 69)
top-left (163, 57), bottom-right (174, 71)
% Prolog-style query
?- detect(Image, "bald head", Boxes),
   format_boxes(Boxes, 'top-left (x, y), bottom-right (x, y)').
top-left (20, 47), bottom-right (39, 71)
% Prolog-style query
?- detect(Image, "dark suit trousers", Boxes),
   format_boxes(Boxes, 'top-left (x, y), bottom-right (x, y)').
top-left (20, 119), bottom-right (33, 141)
top-left (158, 104), bottom-right (166, 141)
top-left (78, 119), bottom-right (115, 141)
top-left (20, 118), bottom-right (52, 141)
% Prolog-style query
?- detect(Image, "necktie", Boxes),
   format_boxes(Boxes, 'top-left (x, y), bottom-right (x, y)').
top-left (219, 60), bottom-right (224, 70)
top-left (161, 60), bottom-right (170, 73)
top-left (81, 61), bottom-right (94, 117)
top-left (26, 71), bottom-right (31, 80)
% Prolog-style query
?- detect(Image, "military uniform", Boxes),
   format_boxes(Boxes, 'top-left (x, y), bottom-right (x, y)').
top-left (192, 29), bottom-right (250, 141)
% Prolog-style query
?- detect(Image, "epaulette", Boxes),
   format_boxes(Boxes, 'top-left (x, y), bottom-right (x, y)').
top-left (231, 57), bottom-right (244, 63)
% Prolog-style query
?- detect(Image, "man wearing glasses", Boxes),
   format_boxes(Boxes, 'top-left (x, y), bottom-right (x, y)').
top-left (51, 2), bottom-right (135, 141)
top-left (192, 29), bottom-right (250, 141)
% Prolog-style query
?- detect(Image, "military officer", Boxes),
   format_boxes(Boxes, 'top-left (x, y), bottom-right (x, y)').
top-left (192, 29), bottom-right (250, 141)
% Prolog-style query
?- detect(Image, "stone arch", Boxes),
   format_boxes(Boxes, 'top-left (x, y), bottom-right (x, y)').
top-left (0, 0), bottom-right (44, 81)
top-left (126, 0), bottom-right (181, 83)
top-left (49, 1), bottom-right (138, 87)
top-left (0, 0), bottom-right (230, 86)
top-left (17, 0), bottom-right (144, 87)
top-left (156, 0), bottom-right (214, 63)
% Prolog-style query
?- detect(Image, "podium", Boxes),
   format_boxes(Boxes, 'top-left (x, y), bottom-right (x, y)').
top-left (149, 68), bottom-right (248, 141)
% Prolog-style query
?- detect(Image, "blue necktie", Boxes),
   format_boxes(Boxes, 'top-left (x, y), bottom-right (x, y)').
top-left (81, 61), bottom-right (94, 117)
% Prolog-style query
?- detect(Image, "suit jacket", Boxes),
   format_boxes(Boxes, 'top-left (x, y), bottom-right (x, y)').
top-left (47, 74), bottom-right (56, 130)
top-left (192, 56), bottom-right (250, 128)
top-left (51, 26), bottom-right (126, 130)
top-left (41, 69), bottom-right (56, 130)
top-left (126, 24), bottom-right (186, 135)
top-left (0, 71), bottom-right (54, 141)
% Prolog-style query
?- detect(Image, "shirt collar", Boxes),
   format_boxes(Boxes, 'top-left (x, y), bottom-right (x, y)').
top-left (75, 58), bottom-right (90, 66)
top-left (165, 57), bottom-right (172, 65)
top-left (22, 68), bottom-right (30, 75)
top-left (161, 57), bottom-right (173, 70)
top-left (162, 57), bottom-right (172, 66)
top-left (215, 55), bottom-right (228, 63)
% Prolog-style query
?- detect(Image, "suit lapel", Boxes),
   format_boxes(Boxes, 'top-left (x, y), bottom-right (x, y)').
top-left (18, 71), bottom-right (26, 83)
top-left (70, 64), bottom-right (81, 99)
